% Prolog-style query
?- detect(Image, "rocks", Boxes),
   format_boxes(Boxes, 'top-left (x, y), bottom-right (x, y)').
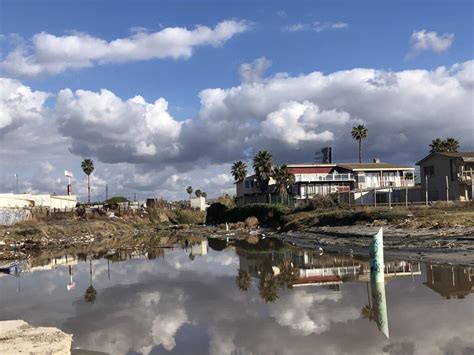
top-left (244, 216), bottom-right (259, 228)
top-left (0, 320), bottom-right (72, 354)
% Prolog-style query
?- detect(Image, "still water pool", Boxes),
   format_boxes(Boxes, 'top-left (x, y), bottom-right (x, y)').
top-left (1, 238), bottom-right (473, 355)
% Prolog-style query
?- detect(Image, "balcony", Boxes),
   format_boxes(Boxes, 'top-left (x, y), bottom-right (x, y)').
top-left (294, 173), bottom-right (354, 183)
top-left (459, 170), bottom-right (473, 185)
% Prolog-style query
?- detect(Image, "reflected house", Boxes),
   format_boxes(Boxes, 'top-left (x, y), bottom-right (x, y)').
top-left (236, 248), bottom-right (421, 289)
top-left (424, 264), bottom-right (474, 299)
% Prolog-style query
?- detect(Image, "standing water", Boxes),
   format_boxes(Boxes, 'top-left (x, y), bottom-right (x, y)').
top-left (0, 238), bottom-right (473, 355)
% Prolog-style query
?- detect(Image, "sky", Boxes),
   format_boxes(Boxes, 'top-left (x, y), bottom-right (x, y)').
top-left (0, 0), bottom-right (473, 201)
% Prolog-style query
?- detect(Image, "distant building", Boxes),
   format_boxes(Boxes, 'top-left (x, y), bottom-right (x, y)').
top-left (0, 194), bottom-right (77, 209)
top-left (424, 264), bottom-right (474, 299)
top-left (190, 196), bottom-right (208, 211)
top-left (417, 152), bottom-right (474, 201)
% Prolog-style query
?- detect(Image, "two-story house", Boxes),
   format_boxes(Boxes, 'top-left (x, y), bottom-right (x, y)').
top-left (417, 152), bottom-right (474, 202)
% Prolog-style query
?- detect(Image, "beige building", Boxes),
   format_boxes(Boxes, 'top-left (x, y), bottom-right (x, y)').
top-left (417, 152), bottom-right (474, 201)
top-left (190, 196), bottom-right (208, 211)
top-left (0, 194), bottom-right (77, 209)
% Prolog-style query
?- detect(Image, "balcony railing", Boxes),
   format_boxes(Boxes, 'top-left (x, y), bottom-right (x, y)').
top-left (459, 170), bottom-right (473, 184)
top-left (294, 173), bottom-right (354, 183)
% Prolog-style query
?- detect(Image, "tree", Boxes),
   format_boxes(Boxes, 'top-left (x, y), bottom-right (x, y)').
top-left (272, 164), bottom-right (295, 197)
top-left (186, 186), bottom-right (193, 199)
top-left (443, 137), bottom-right (460, 152)
top-left (195, 189), bottom-right (202, 197)
top-left (201, 192), bottom-right (207, 198)
top-left (81, 159), bottom-right (95, 203)
top-left (351, 125), bottom-right (368, 163)
top-left (231, 161), bottom-right (248, 182)
top-left (430, 137), bottom-right (460, 153)
top-left (84, 259), bottom-right (97, 304)
top-left (235, 269), bottom-right (251, 291)
top-left (105, 196), bottom-right (128, 204)
top-left (253, 151), bottom-right (273, 192)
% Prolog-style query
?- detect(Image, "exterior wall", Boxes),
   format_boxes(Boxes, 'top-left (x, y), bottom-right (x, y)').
top-left (338, 187), bottom-right (422, 205)
top-left (354, 171), bottom-right (415, 189)
top-left (419, 155), bottom-right (467, 201)
top-left (236, 176), bottom-right (276, 198)
top-left (190, 196), bottom-right (207, 211)
top-left (0, 194), bottom-right (77, 209)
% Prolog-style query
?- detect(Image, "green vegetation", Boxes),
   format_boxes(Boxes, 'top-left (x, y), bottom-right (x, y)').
top-left (272, 164), bottom-right (295, 198)
top-left (215, 193), bottom-right (236, 208)
top-left (186, 186), bottom-right (193, 199)
top-left (429, 137), bottom-right (460, 153)
top-left (351, 124), bottom-right (368, 163)
top-left (213, 203), bottom-right (291, 226)
top-left (105, 196), bottom-right (128, 204)
top-left (231, 161), bottom-right (248, 182)
top-left (253, 150), bottom-right (273, 192)
top-left (148, 207), bottom-right (206, 225)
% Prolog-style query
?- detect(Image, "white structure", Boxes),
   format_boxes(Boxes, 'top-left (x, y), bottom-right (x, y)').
top-left (190, 196), bottom-right (208, 211)
top-left (0, 194), bottom-right (77, 209)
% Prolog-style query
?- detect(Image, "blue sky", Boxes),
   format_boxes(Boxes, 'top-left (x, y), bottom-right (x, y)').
top-left (2, 0), bottom-right (472, 117)
top-left (0, 0), bottom-right (472, 200)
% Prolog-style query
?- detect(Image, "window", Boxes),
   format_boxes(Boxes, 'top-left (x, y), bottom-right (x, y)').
top-left (424, 166), bottom-right (435, 177)
top-left (245, 181), bottom-right (250, 188)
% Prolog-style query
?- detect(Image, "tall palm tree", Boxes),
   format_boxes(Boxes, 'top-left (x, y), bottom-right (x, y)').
top-left (443, 137), bottom-right (460, 152)
top-left (84, 259), bottom-right (97, 304)
top-left (231, 161), bottom-right (248, 182)
top-left (81, 159), bottom-right (94, 203)
top-left (186, 186), bottom-right (193, 199)
top-left (272, 165), bottom-right (295, 197)
top-left (201, 192), bottom-right (207, 198)
top-left (351, 125), bottom-right (368, 163)
top-left (253, 151), bottom-right (273, 192)
top-left (195, 189), bottom-right (202, 197)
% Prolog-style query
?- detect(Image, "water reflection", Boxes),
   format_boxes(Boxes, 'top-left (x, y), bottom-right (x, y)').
top-left (0, 238), bottom-right (473, 355)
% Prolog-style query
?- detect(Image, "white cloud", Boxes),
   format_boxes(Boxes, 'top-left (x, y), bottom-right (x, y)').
top-left (0, 20), bottom-right (250, 77)
top-left (284, 21), bottom-right (349, 33)
top-left (276, 10), bottom-right (288, 19)
top-left (0, 77), bottom-right (49, 132)
top-left (407, 30), bottom-right (454, 58)
top-left (239, 57), bottom-right (272, 83)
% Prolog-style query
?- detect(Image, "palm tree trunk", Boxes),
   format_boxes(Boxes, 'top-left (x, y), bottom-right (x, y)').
top-left (89, 259), bottom-right (93, 287)
top-left (358, 139), bottom-right (362, 163)
top-left (87, 174), bottom-right (91, 203)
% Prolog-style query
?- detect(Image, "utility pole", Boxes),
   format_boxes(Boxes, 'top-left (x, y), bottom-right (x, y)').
top-left (134, 193), bottom-right (137, 202)
top-left (105, 184), bottom-right (108, 201)
top-left (445, 176), bottom-right (449, 204)
top-left (425, 175), bottom-right (429, 206)
top-left (14, 173), bottom-right (18, 194)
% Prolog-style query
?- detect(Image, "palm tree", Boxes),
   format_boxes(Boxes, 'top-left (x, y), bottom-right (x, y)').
top-left (272, 165), bottom-right (295, 197)
top-left (201, 192), bottom-right (207, 198)
top-left (235, 269), bottom-right (251, 291)
top-left (84, 259), bottom-right (97, 303)
top-left (81, 159), bottom-right (95, 203)
top-left (351, 125), bottom-right (368, 163)
top-left (430, 137), bottom-right (460, 153)
top-left (253, 151), bottom-right (273, 192)
top-left (429, 138), bottom-right (445, 153)
top-left (186, 186), bottom-right (193, 199)
top-left (231, 161), bottom-right (248, 182)
top-left (443, 137), bottom-right (460, 152)
top-left (195, 189), bottom-right (202, 197)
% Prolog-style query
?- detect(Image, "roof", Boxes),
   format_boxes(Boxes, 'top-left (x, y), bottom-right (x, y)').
top-left (416, 152), bottom-right (474, 165)
top-left (337, 163), bottom-right (414, 171)
top-left (286, 163), bottom-right (337, 168)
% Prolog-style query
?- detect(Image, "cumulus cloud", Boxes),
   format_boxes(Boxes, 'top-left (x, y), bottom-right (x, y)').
top-left (0, 77), bottom-right (49, 133)
top-left (0, 20), bottom-right (250, 77)
top-left (1, 60), bottom-right (473, 200)
top-left (56, 88), bottom-right (183, 163)
top-left (239, 57), bottom-right (272, 83)
top-left (284, 21), bottom-right (349, 33)
top-left (407, 30), bottom-right (454, 58)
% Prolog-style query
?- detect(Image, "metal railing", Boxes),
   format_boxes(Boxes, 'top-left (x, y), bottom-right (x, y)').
top-left (294, 173), bottom-right (354, 183)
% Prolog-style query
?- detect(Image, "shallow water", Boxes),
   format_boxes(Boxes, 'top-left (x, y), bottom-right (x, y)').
top-left (1, 239), bottom-right (473, 355)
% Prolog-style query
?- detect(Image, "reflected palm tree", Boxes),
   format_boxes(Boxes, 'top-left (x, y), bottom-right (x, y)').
top-left (235, 269), bottom-right (251, 291)
top-left (84, 259), bottom-right (97, 304)
top-left (361, 304), bottom-right (376, 322)
top-left (259, 273), bottom-right (279, 303)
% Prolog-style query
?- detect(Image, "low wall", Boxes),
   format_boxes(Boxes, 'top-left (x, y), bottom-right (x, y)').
top-left (0, 208), bottom-right (32, 225)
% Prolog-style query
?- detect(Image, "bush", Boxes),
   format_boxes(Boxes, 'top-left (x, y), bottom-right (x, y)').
top-left (206, 203), bottom-right (229, 225)
top-left (172, 209), bottom-right (206, 225)
top-left (224, 204), bottom-right (290, 226)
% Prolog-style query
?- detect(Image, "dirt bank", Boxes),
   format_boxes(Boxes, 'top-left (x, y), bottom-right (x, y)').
top-left (0, 319), bottom-right (72, 354)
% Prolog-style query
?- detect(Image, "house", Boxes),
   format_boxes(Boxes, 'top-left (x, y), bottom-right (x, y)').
top-left (235, 160), bottom-right (415, 206)
top-left (416, 152), bottom-right (474, 202)
top-left (287, 160), bottom-right (414, 204)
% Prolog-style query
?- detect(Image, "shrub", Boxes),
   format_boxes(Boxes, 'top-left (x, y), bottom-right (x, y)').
top-left (206, 203), bottom-right (229, 225)
top-left (224, 204), bottom-right (290, 226)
